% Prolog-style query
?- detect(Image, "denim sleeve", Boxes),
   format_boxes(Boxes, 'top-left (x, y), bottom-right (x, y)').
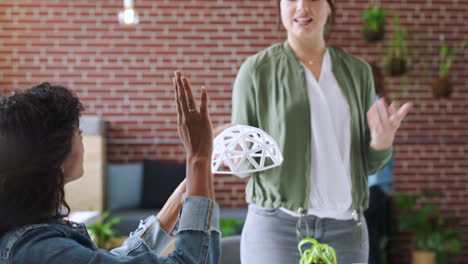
top-left (110, 215), bottom-right (174, 257)
top-left (111, 196), bottom-right (220, 257)
top-left (11, 196), bottom-right (221, 264)
top-left (176, 196), bottom-right (220, 234)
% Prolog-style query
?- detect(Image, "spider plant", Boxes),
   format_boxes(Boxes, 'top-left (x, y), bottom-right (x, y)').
top-left (432, 40), bottom-right (467, 97)
top-left (298, 238), bottom-right (338, 264)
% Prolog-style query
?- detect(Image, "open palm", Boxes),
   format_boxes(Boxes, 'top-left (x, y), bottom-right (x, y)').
top-left (173, 72), bottom-right (213, 158)
top-left (367, 98), bottom-right (411, 150)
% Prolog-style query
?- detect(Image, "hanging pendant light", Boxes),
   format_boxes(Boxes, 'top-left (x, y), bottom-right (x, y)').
top-left (118, 0), bottom-right (139, 25)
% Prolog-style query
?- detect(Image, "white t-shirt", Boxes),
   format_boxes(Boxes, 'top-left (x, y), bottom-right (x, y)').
top-left (281, 49), bottom-right (353, 220)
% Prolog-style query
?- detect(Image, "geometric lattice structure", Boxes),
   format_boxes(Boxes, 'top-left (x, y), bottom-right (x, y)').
top-left (211, 125), bottom-right (284, 174)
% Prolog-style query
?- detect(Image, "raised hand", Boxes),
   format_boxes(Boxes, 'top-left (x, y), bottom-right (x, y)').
top-left (173, 71), bottom-right (214, 200)
top-left (367, 98), bottom-right (411, 150)
top-left (173, 72), bottom-right (213, 159)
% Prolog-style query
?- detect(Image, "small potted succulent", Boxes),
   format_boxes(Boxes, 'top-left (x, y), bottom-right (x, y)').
top-left (394, 191), bottom-right (462, 264)
top-left (384, 12), bottom-right (410, 76)
top-left (362, 4), bottom-right (388, 43)
top-left (298, 238), bottom-right (338, 264)
top-left (432, 41), bottom-right (467, 97)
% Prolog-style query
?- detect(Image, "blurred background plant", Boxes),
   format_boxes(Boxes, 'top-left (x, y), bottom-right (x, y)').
top-left (432, 40), bottom-right (467, 97)
top-left (362, 4), bottom-right (388, 43)
top-left (220, 218), bottom-right (244, 238)
top-left (394, 190), bottom-right (462, 264)
top-left (438, 41), bottom-right (467, 78)
top-left (384, 12), bottom-right (410, 76)
top-left (87, 211), bottom-right (123, 249)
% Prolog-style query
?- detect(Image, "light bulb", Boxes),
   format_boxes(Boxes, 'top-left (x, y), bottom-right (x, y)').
top-left (118, 8), bottom-right (139, 25)
top-left (118, 0), bottom-right (139, 25)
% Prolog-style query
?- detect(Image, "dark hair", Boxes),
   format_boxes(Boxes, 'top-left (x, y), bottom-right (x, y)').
top-left (0, 83), bottom-right (83, 236)
top-left (277, 0), bottom-right (336, 39)
top-left (324, 0), bottom-right (336, 39)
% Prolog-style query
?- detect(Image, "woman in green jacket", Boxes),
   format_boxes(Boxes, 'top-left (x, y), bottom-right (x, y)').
top-left (230, 0), bottom-right (411, 263)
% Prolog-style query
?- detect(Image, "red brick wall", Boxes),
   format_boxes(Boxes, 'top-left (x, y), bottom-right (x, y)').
top-left (1, 0), bottom-right (466, 261)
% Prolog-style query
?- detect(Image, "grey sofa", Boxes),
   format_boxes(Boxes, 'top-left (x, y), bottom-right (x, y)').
top-left (221, 235), bottom-right (241, 264)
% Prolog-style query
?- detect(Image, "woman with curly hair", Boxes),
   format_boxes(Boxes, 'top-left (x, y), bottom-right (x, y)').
top-left (0, 73), bottom-right (220, 264)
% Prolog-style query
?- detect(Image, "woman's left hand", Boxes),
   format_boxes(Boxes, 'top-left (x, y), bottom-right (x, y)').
top-left (367, 98), bottom-right (411, 150)
top-left (173, 71), bottom-right (213, 159)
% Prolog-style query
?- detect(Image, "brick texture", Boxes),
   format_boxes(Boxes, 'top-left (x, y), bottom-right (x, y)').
top-left (0, 0), bottom-right (466, 262)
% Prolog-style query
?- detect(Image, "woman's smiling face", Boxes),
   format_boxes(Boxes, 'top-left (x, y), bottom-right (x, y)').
top-left (280, 0), bottom-right (331, 41)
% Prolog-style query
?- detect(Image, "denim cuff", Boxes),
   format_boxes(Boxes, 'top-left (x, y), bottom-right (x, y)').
top-left (110, 215), bottom-right (175, 257)
top-left (139, 216), bottom-right (174, 255)
top-left (175, 196), bottom-right (220, 235)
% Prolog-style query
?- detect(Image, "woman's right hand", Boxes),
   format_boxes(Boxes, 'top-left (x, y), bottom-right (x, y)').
top-left (173, 72), bottom-right (214, 200)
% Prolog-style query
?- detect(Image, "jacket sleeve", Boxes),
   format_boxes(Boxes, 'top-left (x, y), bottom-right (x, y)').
top-left (109, 215), bottom-right (175, 257)
top-left (230, 57), bottom-right (261, 178)
top-left (363, 62), bottom-right (393, 175)
top-left (232, 56), bottom-right (258, 129)
top-left (12, 197), bottom-right (220, 264)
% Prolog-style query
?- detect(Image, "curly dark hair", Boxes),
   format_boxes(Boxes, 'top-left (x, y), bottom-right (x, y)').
top-left (0, 83), bottom-right (84, 237)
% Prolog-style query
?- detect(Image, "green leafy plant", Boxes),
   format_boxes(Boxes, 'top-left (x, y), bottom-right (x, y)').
top-left (361, 4), bottom-right (388, 42)
top-left (385, 12), bottom-right (410, 76)
top-left (394, 191), bottom-right (462, 263)
top-left (362, 5), bottom-right (387, 32)
top-left (220, 218), bottom-right (244, 238)
top-left (87, 211), bottom-right (121, 248)
top-left (438, 41), bottom-right (467, 78)
top-left (298, 238), bottom-right (337, 264)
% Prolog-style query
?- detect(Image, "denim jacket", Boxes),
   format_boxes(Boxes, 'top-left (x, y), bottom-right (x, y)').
top-left (0, 196), bottom-right (220, 264)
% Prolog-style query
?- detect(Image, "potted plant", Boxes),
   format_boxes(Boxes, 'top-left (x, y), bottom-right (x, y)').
top-left (362, 4), bottom-right (388, 43)
top-left (87, 211), bottom-right (125, 250)
top-left (298, 238), bottom-right (338, 264)
top-left (394, 191), bottom-right (462, 264)
top-left (432, 41), bottom-right (467, 97)
top-left (384, 13), bottom-right (410, 76)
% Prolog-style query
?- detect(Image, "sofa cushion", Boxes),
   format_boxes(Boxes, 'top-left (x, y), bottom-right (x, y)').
top-left (106, 163), bottom-right (143, 210)
top-left (221, 235), bottom-right (241, 264)
top-left (140, 159), bottom-right (186, 209)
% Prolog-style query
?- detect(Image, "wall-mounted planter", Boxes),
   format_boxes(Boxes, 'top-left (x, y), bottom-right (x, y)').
top-left (431, 76), bottom-right (452, 98)
top-left (385, 54), bottom-right (407, 77)
top-left (363, 26), bottom-right (385, 43)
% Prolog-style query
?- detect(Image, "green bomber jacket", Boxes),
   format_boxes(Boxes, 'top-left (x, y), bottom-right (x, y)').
top-left (231, 41), bottom-right (392, 216)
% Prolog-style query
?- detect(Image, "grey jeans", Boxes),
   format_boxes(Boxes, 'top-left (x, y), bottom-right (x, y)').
top-left (241, 204), bottom-right (369, 264)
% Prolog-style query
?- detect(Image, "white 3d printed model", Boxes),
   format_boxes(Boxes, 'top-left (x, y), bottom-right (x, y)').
top-left (211, 125), bottom-right (284, 174)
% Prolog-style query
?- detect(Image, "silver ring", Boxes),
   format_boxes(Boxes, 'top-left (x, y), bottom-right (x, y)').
top-left (188, 108), bottom-right (196, 113)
